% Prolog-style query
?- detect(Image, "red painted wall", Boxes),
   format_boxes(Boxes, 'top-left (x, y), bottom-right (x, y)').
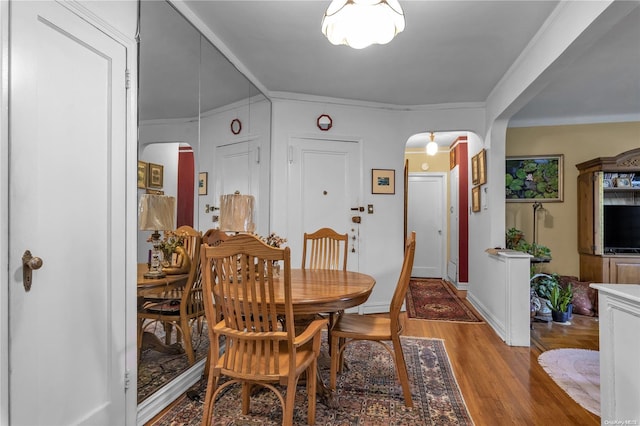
top-left (177, 146), bottom-right (194, 227)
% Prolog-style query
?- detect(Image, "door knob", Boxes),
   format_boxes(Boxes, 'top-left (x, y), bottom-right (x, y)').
top-left (22, 250), bottom-right (43, 292)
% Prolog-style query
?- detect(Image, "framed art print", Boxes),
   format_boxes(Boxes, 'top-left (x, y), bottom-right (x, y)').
top-left (148, 163), bottom-right (164, 189)
top-left (198, 172), bottom-right (208, 195)
top-left (505, 154), bottom-right (563, 202)
top-left (472, 185), bottom-right (481, 212)
top-left (372, 169), bottom-right (395, 194)
top-left (137, 161), bottom-right (148, 189)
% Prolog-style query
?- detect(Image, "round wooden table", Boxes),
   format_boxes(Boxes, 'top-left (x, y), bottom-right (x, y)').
top-left (283, 268), bottom-right (375, 315)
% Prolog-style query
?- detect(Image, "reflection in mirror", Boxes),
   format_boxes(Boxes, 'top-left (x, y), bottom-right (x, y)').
top-left (136, 0), bottom-right (271, 418)
top-left (198, 36), bottom-right (271, 237)
top-left (137, 0), bottom-right (201, 407)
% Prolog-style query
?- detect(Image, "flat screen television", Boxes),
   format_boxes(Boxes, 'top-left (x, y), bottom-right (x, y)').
top-left (604, 205), bottom-right (640, 253)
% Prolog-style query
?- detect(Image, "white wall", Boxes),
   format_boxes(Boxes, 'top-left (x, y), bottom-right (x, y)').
top-left (270, 98), bottom-right (485, 311)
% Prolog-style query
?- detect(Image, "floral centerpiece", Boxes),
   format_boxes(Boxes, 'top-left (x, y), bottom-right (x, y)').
top-left (260, 232), bottom-right (287, 276)
top-left (148, 231), bottom-right (184, 265)
top-left (260, 232), bottom-right (287, 248)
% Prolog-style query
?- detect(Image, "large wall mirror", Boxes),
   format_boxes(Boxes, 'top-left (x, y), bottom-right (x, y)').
top-left (137, 0), bottom-right (271, 419)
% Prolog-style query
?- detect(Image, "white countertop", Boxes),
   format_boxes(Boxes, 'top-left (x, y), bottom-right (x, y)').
top-left (590, 283), bottom-right (640, 304)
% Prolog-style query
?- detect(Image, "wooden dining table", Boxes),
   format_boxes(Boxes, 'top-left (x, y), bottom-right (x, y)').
top-left (279, 268), bottom-right (376, 315)
top-left (137, 263), bottom-right (189, 297)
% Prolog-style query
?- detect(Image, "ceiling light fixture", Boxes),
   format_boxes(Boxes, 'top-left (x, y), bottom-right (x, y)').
top-left (426, 132), bottom-right (438, 156)
top-left (321, 0), bottom-right (406, 49)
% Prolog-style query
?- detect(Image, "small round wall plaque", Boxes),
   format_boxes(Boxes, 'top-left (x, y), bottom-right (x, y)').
top-left (230, 118), bottom-right (242, 135)
top-left (316, 114), bottom-right (332, 131)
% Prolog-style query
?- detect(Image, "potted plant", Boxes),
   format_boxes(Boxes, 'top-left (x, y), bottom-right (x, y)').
top-left (506, 227), bottom-right (525, 249)
top-left (530, 273), bottom-right (558, 315)
top-left (505, 228), bottom-right (552, 261)
top-left (546, 283), bottom-right (573, 323)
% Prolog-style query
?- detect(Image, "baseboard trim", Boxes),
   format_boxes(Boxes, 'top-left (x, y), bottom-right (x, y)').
top-left (137, 359), bottom-right (205, 425)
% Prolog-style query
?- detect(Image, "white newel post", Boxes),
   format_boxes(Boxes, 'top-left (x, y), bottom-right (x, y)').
top-left (590, 284), bottom-right (640, 423)
top-left (487, 250), bottom-right (531, 346)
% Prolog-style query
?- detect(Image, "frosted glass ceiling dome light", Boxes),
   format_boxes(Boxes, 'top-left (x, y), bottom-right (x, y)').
top-left (426, 132), bottom-right (438, 156)
top-left (322, 0), bottom-right (406, 49)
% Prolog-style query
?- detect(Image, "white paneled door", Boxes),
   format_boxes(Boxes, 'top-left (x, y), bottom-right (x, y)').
top-left (9, 2), bottom-right (128, 424)
top-left (214, 138), bottom-right (265, 235)
top-left (287, 137), bottom-right (362, 271)
top-left (407, 173), bottom-right (446, 278)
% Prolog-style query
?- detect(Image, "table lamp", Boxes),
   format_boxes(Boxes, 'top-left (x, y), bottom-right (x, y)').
top-left (139, 194), bottom-right (176, 278)
top-left (219, 191), bottom-right (255, 233)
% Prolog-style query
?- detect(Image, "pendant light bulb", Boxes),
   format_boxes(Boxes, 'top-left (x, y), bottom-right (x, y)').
top-left (426, 132), bottom-right (438, 156)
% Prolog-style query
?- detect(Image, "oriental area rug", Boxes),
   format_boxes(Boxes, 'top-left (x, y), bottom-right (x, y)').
top-left (138, 322), bottom-right (209, 403)
top-left (149, 336), bottom-right (474, 425)
top-left (538, 348), bottom-right (600, 416)
top-left (406, 278), bottom-right (484, 323)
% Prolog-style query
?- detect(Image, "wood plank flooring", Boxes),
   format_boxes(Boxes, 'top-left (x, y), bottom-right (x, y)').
top-left (148, 290), bottom-right (601, 425)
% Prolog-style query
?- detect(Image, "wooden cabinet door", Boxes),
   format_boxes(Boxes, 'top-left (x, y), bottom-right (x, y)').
top-left (609, 257), bottom-right (640, 283)
top-left (577, 172), bottom-right (601, 254)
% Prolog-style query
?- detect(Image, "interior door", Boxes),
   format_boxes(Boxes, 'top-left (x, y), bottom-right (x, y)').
top-left (287, 137), bottom-right (362, 271)
top-left (407, 173), bottom-right (446, 278)
top-left (9, 2), bottom-right (128, 424)
top-left (214, 139), bottom-right (264, 234)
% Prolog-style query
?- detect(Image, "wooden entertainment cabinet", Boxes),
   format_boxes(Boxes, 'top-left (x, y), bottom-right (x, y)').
top-left (576, 148), bottom-right (640, 283)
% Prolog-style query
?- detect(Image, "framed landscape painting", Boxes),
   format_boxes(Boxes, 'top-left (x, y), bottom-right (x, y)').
top-left (505, 154), bottom-right (563, 202)
top-left (372, 169), bottom-right (395, 194)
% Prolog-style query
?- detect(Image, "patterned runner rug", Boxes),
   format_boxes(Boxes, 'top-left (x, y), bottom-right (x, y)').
top-left (406, 278), bottom-right (484, 322)
top-left (150, 337), bottom-right (474, 425)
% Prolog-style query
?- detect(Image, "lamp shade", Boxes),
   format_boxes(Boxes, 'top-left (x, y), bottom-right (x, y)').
top-left (322, 0), bottom-right (405, 49)
top-left (219, 193), bottom-right (255, 233)
top-left (139, 194), bottom-right (176, 231)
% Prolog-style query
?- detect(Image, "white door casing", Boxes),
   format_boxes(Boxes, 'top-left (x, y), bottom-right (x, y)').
top-left (407, 173), bottom-right (447, 278)
top-left (449, 166), bottom-right (460, 283)
top-left (287, 137), bottom-right (362, 271)
top-left (8, 2), bottom-right (128, 424)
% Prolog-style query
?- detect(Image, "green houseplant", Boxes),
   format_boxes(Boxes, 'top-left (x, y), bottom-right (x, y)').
top-left (505, 228), bottom-right (552, 261)
top-left (546, 283), bottom-right (573, 322)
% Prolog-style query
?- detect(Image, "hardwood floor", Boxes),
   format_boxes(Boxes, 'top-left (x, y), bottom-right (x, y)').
top-left (401, 311), bottom-right (600, 425)
top-left (148, 302), bottom-right (601, 425)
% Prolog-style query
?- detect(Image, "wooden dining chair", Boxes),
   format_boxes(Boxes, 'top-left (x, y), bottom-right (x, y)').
top-left (202, 227), bottom-right (230, 247)
top-left (301, 227), bottom-right (348, 271)
top-left (137, 227), bottom-right (205, 366)
top-left (329, 231), bottom-right (416, 407)
top-left (200, 233), bottom-right (327, 426)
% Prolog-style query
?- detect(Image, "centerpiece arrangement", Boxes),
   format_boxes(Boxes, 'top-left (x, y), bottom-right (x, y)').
top-left (260, 232), bottom-right (287, 276)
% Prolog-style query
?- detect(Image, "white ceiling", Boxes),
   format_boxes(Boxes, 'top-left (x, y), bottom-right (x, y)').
top-left (142, 1), bottom-right (640, 149)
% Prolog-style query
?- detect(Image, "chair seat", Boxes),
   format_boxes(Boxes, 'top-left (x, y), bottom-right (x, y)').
top-left (332, 314), bottom-right (392, 341)
top-left (141, 299), bottom-right (181, 314)
top-left (214, 338), bottom-right (318, 382)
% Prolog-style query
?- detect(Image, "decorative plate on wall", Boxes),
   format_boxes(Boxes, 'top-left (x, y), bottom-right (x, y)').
top-left (317, 114), bottom-right (332, 131)
top-left (230, 118), bottom-right (242, 135)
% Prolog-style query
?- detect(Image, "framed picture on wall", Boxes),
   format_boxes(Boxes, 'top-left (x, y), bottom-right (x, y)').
top-left (137, 161), bottom-right (148, 189)
top-left (477, 149), bottom-right (487, 185)
top-left (471, 154), bottom-right (479, 185)
top-left (505, 154), bottom-right (564, 202)
top-left (372, 169), bottom-right (395, 194)
top-left (198, 172), bottom-right (208, 195)
top-left (472, 185), bottom-right (481, 212)
top-left (449, 148), bottom-right (456, 170)
top-left (148, 163), bottom-right (164, 189)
